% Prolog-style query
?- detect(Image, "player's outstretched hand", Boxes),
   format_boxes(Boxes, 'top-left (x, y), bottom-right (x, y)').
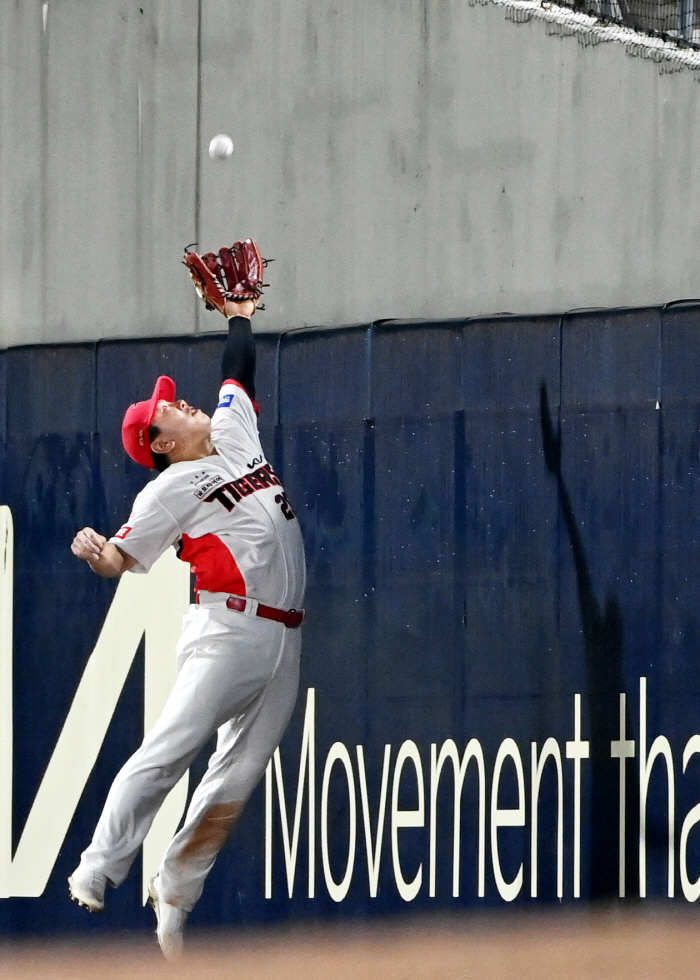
top-left (223, 296), bottom-right (258, 319)
top-left (71, 527), bottom-right (107, 562)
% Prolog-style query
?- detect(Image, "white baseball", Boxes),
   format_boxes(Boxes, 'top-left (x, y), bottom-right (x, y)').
top-left (209, 134), bottom-right (234, 160)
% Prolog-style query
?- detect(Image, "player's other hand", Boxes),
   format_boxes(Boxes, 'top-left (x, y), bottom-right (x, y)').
top-left (224, 296), bottom-right (258, 319)
top-left (71, 527), bottom-right (107, 561)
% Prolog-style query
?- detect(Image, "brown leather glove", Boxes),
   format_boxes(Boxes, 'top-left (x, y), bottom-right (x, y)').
top-left (183, 239), bottom-right (267, 314)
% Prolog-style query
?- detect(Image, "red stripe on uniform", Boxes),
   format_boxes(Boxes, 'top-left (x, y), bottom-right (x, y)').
top-left (179, 532), bottom-right (247, 596)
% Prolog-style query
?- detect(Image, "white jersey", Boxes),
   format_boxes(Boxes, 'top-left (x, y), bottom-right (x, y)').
top-left (109, 379), bottom-right (306, 609)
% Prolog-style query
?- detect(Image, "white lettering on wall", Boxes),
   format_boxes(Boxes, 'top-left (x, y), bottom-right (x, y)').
top-left (263, 684), bottom-right (700, 904)
top-left (265, 687), bottom-right (316, 898)
top-left (3, 506), bottom-right (699, 912)
top-left (321, 742), bottom-right (356, 902)
top-left (638, 676), bottom-right (675, 898)
top-left (391, 740), bottom-right (424, 902)
top-left (610, 692), bottom-right (635, 897)
top-left (357, 744), bottom-right (391, 898)
top-left (680, 735), bottom-right (700, 901)
top-left (530, 738), bottom-right (563, 898)
top-left (490, 738), bottom-right (525, 902)
top-left (0, 506), bottom-right (191, 902)
top-left (565, 693), bottom-right (589, 898)
top-left (429, 738), bottom-right (485, 898)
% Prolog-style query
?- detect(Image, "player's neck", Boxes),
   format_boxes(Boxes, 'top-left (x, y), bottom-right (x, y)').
top-left (169, 438), bottom-right (218, 465)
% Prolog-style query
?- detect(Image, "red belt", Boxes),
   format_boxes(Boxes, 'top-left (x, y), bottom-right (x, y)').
top-left (225, 595), bottom-right (304, 629)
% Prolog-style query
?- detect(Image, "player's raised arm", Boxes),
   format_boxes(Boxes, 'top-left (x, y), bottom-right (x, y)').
top-left (183, 239), bottom-right (266, 398)
top-left (71, 527), bottom-right (136, 578)
top-left (221, 297), bottom-right (257, 396)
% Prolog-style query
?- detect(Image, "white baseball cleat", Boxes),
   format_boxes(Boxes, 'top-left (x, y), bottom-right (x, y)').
top-left (68, 869), bottom-right (107, 913)
top-left (148, 876), bottom-right (189, 962)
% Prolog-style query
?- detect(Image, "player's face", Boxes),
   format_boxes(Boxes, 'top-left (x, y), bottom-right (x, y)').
top-left (152, 399), bottom-right (211, 447)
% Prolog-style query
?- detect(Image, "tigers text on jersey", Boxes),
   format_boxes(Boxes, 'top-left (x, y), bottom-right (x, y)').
top-left (110, 379), bottom-right (306, 609)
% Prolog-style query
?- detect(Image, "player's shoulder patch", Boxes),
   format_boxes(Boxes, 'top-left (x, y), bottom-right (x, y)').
top-left (217, 379), bottom-right (259, 417)
top-left (218, 391), bottom-right (235, 409)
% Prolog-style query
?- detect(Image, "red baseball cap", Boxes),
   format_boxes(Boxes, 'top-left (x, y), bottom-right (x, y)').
top-left (122, 375), bottom-right (176, 468)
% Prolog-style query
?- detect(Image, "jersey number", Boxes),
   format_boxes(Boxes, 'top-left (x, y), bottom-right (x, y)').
top-left (274, 492), bottom-right (296, 521)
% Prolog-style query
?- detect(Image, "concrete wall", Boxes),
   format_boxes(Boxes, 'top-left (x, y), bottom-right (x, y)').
top-left (2, 0), bottom-right (700, 346)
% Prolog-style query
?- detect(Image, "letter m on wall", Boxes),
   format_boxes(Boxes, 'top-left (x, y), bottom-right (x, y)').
top-left (0, 505), bottom-right (191, 900)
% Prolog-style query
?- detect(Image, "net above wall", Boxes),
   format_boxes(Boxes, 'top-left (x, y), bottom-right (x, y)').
top-left (560, 0), bottom-right (700, 45)
top-left (480, 0), bottom-right (700, 66)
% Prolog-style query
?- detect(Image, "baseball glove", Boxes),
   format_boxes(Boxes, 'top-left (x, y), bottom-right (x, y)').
top-left (183, 239), bottom-right (268, 314)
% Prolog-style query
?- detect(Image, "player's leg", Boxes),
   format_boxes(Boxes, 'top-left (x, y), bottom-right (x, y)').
top-left (154, 618), bottom-right (301, 913)
top-left (71, 606), bottom-right (285, 896)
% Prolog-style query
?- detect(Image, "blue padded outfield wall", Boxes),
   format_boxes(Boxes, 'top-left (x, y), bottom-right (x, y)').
top-left (1, 304), bottom-right (700, 936)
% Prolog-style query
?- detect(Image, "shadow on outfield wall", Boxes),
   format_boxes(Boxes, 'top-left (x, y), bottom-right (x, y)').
top-left (540, 382), bottom-right (639, 901)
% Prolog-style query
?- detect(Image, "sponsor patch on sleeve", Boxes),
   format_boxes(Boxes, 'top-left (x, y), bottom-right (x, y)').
top-left (218, 392), bottom-right (235, 409)
top-left (114, 525), bottom-right (132, 540)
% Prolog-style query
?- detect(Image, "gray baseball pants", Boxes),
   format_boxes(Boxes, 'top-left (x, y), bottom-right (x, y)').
top-left (76, 603), bottom-right (301, 911)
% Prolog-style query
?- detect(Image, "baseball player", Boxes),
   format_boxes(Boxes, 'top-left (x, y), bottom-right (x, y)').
top-left (68, 246), bottom-right (305, 960)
